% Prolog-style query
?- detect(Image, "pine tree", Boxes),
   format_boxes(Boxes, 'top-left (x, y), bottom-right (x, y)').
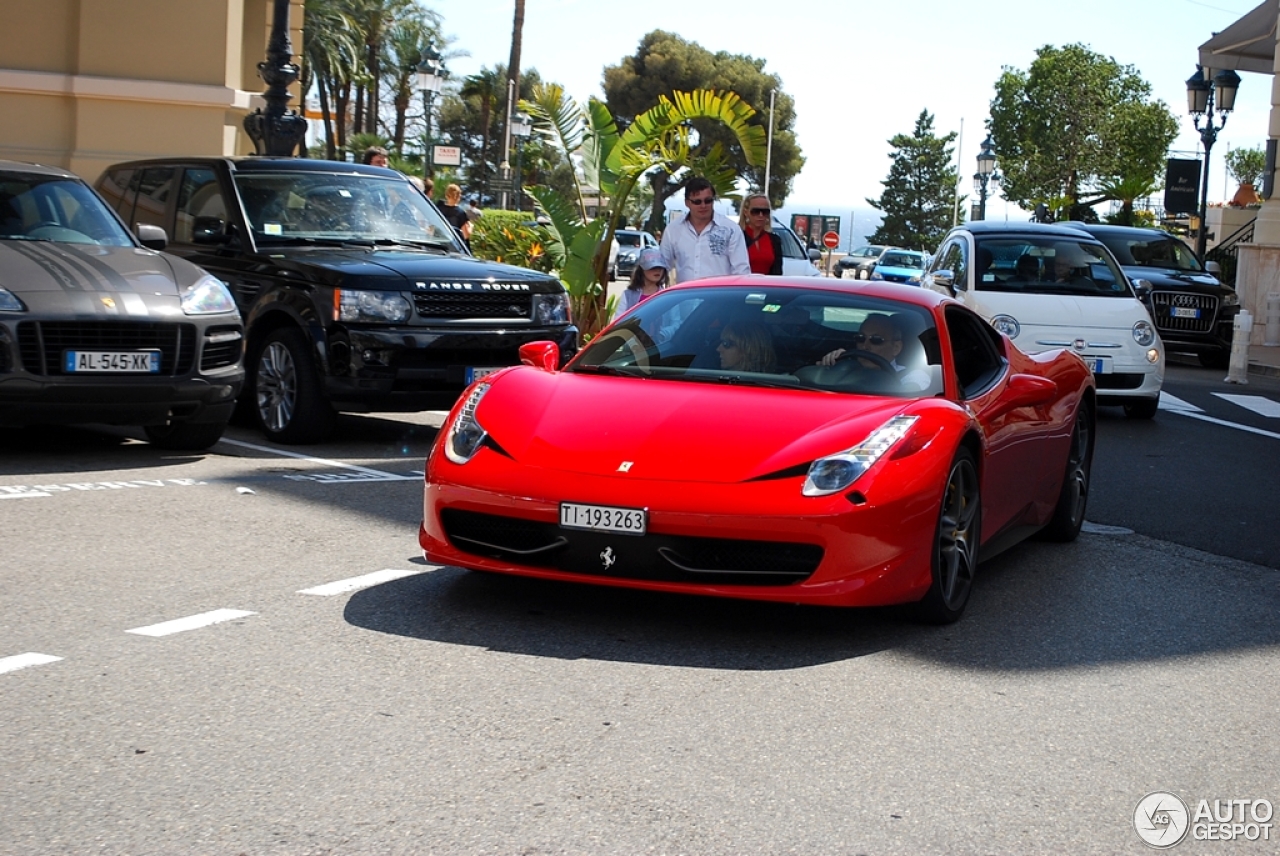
top-left (867, 110), bottom-right (959, 251)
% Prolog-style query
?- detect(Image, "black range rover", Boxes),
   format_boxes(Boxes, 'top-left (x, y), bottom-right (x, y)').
top-left (95, 157), bottom-right (577, 443)
top-left (1077, 224), bottom-right (1239, 368)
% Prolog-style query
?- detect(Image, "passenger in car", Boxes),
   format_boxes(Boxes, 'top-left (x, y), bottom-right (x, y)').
top-left (717, 319), bottom-right (777, 373)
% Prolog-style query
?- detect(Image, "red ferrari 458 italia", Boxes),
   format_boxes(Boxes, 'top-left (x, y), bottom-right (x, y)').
top-left (420, 277), bottom-right (1095, 623)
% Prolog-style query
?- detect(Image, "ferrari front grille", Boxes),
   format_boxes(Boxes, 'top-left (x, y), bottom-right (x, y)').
top-left (440, 509), bottom-right (823, 587)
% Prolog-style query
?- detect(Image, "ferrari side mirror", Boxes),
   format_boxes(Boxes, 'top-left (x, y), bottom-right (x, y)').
top-left (519, 340), bottom-right (560, 372)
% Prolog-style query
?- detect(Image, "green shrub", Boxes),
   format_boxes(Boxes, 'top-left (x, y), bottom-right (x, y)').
top-left (469, 210), bottom-right (557, 274)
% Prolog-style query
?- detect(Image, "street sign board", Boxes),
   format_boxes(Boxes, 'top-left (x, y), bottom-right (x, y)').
top-left (1164, 158), bottom-right (1200, 214)
top-left (823, 231), bottom-right (840, 249)
top-left (433, 145), bottom-right (461, 166)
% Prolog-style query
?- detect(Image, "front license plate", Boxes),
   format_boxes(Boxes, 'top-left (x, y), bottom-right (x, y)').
top-left (1171, 306), bottom-right (1201, 319)
top-left (466, 366), bottom-right (501, 383)
top-left (560, 502), bottom-right (647, 536)
top-left (1091, 357), bottom-right (1113, 375)
top-left (64, 350), bottom-right (161, 373)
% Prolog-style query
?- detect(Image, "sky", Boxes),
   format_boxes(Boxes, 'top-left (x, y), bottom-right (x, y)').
top-left (432, 0), bottom-right (1271, 245)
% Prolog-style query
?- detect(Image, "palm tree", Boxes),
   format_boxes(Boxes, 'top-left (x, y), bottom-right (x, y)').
top-left (302, 0), bottom-right (360, 158)
top-left (460, 69), bottom-right (501, 196)
top-left (382, 9), bottom-right (439, 153)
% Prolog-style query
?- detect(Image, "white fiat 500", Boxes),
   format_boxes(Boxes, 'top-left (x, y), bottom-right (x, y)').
top-left (924, 221), bottom-right (1162, 418)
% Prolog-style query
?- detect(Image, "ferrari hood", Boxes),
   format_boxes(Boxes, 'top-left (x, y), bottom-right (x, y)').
top-left (0, 241), bottom-right (193, 317)
top-left (475, 369), bottom-right (914, 483)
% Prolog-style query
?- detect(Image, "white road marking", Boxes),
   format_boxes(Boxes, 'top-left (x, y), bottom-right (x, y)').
top-left (1082, 522), bottom-right (1134, 535)
top-left (1157, 392), bottom-right (1202, 412)
top-left (1213, 393), bottom-right (1280, 417)
top-left (297, 567), bottom-right (430, 596)
top-left (0, 478), bottom-right (205, 501)
top-left (218, 437), bottom-right (419, 482)
top-left (125, 609), bottom-right (256, 637)
top-left (0, 652), bottom-right (63, 674)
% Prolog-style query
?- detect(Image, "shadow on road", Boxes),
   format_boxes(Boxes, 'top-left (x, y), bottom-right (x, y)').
top-left (344, 530), bottom-right (1280, 673)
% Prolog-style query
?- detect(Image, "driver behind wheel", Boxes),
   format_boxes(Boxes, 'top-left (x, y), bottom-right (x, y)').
top-left (816, 314), bottom-right (931, 391)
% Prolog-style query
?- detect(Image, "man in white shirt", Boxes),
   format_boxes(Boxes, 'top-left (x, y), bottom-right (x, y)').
top-left (660, 177), bottom-right (750, 283)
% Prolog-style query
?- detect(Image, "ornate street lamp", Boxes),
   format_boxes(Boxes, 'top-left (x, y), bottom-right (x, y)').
top-left (509, 111), bottom-right (532, 211)
top-left (416, 44), bottom-right (446, 179)
top-left (972, 133), bottom-right (997, 221)
top-left (243, 0), bottom-right (308, 157)
top-left (1186, 64), bottom-right (1241, 260)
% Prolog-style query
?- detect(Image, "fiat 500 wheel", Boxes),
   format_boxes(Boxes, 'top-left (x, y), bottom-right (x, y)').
top-left (916, 447), bottom-right (981, 624)
top-left (252, 327), bottom-right (336, 444)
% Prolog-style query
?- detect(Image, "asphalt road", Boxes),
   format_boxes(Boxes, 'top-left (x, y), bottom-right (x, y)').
top-left (1, 374), bottom-right (1278, 854)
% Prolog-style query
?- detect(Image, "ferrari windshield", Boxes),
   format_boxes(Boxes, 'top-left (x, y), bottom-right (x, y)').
top-left (1090, 232), bottom-right (1204, 272)
top-left (975, 237), bottom-right (1134, 297)
top-left (571, 285), bottom-right (943, 398)
top-left (232, 171), bottom-right (462, 250)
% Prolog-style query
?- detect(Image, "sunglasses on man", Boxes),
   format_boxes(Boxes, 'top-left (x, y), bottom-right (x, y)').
top-left (852, 333), bottom-right (891, 347)
top-left (686, 196), bottom-right (715, 205)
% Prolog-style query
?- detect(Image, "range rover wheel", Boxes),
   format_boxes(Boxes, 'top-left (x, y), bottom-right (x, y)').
top-left (252, 327), bottom-right (337, 444)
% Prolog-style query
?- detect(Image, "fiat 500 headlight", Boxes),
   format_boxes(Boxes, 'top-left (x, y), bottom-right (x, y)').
top-left (444, 382), bottom-right (491, 464)
top-left (533, 292), bottom-right (570, 325)
top-left (181, 276), bottom-right (237, 315)
top-left (1133, 319), bottom-right (1156, 347)
top-left (337, 289), bottom-right (411, 323)
top-left (803, 415), bottom-right (919, 496)
top-left (991, 314), bottom-right (1020, 338)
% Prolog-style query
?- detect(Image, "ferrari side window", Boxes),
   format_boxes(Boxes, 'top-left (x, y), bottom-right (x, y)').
top-left (945, 306), bottom-right (1007, 399)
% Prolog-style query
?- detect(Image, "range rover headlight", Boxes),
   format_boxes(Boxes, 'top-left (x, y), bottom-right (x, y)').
top-left (991, 314), bottom-right (1020, 338)
top-left (803, 415), bottom-right (918, 497)
top-left (337, 289), bottom-right (411, 323)
top-left (1133, 319), bottom-right (1156, 347)
top-left (0, 286), bottom-right (27, 312)
top-left (533, 292), bottom-right (570, 325)
top-left (181, 275), bottom-right (237, 315)
top-left (444, 382), bottom-right (491, 464)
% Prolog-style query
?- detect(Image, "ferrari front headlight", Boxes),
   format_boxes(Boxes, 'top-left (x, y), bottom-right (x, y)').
top-left (181, 275), bottom-right (237, 315)
top-left (803, 415), bottom-right (919, 497)
top-left (444, 382), bottom-right (491, 464)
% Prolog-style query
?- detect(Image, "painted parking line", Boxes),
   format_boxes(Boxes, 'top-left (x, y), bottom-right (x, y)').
top-left (1160, 391), bottom-right (1280, 440)
top-left (0, 652), bottom-right (63, 674)
top-left (125, 609), bottom-right (256, 637)
top-left (1213, 393), bottom-right (1280, 418)
top-left (218, 437), bottom-right (421, 483)
top-left (297, 567), bottom-right (431, 596)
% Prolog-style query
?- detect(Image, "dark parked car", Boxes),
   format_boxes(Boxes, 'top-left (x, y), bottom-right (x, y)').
top-left (613, 228), bottom-right (659, 279)
top-left (0, 160), bottom-right (244, 449)
top-left (96, 157), bottom-right (578, 444)
top-left (1076, 224), bottom-right (1239, 367)
top-left (837, 244), bottom-right (890, 279)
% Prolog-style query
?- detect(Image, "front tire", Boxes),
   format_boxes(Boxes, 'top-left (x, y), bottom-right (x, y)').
top-left (916, 447), bottom-right (981, 624)
top-left (1123, 397), bottom-right (1159, 420)
top-left (1040, 401), bottom-right (1093, 542)
top-left (251, 326), bottom-right (337, 444)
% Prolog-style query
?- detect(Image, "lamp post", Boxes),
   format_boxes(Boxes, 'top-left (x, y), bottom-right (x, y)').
top-left (972, 133), bottom-right (996, 221)
top-left (1186, 64), bottom-right (1241, 260)
top-left (416, 44), bottom-right (445, 180)
top-left (498, 78), bottom-right (516, 210)
top-left (509, 111), bottom-right (532, 212)
top-left (242, 0), bottom-right (308, 156)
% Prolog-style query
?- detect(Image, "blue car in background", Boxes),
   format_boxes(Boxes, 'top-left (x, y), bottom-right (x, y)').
top-left (869, 249), bottom-right (928, 285)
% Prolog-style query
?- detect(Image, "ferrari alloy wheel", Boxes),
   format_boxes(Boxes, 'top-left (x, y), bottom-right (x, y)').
top-left (1041, 401), bottom-right (1094, 542)
top-left (253, 327), bottom-right (337, 444)
top-left (918, 447), bottom-right (981, 624)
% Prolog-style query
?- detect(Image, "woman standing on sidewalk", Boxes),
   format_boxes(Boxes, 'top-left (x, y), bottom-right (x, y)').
top-left (739, 193), bottom-right (783, 276)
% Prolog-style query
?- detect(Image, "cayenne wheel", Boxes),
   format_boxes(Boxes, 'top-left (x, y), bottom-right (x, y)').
top-left (916, 447), bottom-right (981, 624)
top-left (252, 326), bottom-right (337, 444)
top-left (1040, 401), bottom-right (1093, 542)
top-left (1123, 397), bottom-right (1158, 420)
top-left (143, 420), bottom-right (228, 451)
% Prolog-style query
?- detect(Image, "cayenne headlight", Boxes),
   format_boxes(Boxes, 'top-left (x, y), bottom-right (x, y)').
top-left (803, 415), bottom-right (919, 497)
top-left (1133, 319), bottom-right (1156, 347)
top-left (533, 292), bottom-right (570, 325)
top-left (444, 382), bottom-right (491, 464)
top-left (181, 275), bottom-right (237, 315)
top-left (0, 286), bottom-right (27, 312)
top-left (991, 314), bottom-right (1020, 339)
top-left (337, 289), bottom-right (411, 323)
